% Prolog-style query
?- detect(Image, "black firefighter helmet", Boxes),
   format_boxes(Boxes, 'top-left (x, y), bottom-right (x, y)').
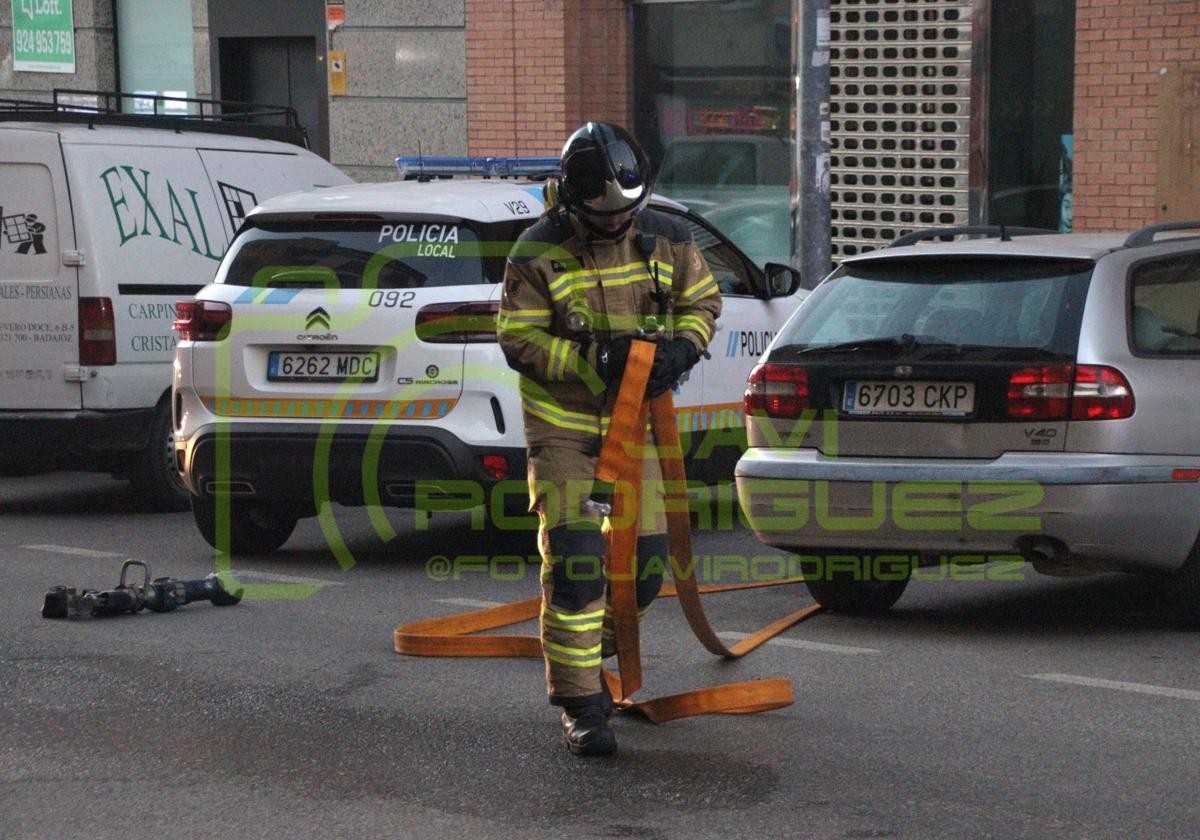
top-left (558, 122), bottom-right (652, 238)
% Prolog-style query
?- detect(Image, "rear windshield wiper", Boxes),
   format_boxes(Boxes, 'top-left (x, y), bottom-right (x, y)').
top-left (796, 334), bottom-right (959, 355)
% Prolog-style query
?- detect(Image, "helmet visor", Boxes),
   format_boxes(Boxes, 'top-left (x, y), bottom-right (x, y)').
top-left (564, 141), bottom-right (647, 215)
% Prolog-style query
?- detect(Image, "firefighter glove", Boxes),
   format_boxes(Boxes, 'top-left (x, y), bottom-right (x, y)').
top-left (646, 338), bottom-right (700, 398)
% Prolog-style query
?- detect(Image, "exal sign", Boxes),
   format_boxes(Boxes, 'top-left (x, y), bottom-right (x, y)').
top-left (12, 0), bottom-right (74, 73)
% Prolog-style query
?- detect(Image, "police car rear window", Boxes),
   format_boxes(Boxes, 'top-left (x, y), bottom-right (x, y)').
top-left (219, 222), bottom-right (485, 289)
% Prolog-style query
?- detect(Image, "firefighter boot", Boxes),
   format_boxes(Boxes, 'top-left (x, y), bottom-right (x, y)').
top-left (560, 694), bottom-right (617, 756)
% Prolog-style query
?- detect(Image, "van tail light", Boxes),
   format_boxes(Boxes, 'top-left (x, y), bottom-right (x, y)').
top-left (744, 363), bottom-right (809, 419)
top-left (416, 301), bottom-right (499, 343)
top-left (172, 300), bottom-right (232, 342)
top-left (1071, 365), bottom-right (1134, 420)
top-left (79, 297), bottom-right (116, 365)
top-left (1008, 365), bottom-right (1134, 421)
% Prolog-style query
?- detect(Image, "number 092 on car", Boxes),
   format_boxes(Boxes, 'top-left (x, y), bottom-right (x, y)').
top-left (267, 351), bottom-right (380, 382)
top-left (843, 380), bottom-right (975, 416)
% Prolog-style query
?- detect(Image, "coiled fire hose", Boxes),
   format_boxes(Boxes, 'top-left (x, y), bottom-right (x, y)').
top-left (394, 340), bottom-right (821, 722)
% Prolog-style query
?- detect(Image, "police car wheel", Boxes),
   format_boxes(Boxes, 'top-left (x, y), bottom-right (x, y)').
top-left (802, 553), bottom-right (910, 616)
top-left (191, 496), bottom-right (299, 555)
top-left (482, 493), bottom-right (539, 544)
top-left (130, 399), bottom-right (190, 512)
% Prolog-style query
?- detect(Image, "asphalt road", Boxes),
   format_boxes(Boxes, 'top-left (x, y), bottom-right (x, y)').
top-left (3, 472), bottom-right (1200, 839)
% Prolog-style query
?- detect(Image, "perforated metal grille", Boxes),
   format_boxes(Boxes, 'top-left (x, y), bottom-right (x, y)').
top-left (829, 0), bottom-right (974, 258)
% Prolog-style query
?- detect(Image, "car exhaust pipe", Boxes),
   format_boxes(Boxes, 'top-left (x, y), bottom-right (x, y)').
top-left (1015, 536), bottom-right (1099, 576)
top-left (1018, 536), bottom-right (1067, 566)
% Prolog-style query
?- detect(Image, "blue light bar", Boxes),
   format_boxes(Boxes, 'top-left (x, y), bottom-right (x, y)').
top-left (395, 155), bottom-right (561, 179)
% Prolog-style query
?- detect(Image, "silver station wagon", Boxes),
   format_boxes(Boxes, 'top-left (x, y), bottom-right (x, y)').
top-left (735, 222), bottom-right (1200, 620)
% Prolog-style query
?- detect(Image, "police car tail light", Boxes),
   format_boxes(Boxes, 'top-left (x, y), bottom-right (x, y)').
top-left (79, 297), bottom-right (116, 366)
top-left (481, 454), bottom-right (510, 480)
top-left (744, 363), bottom-right (809, 419)
top-left (416, 301), bottom-right (499, 343)
top-left (1007, 366), bottom-right (1072, 420)
top-left (172, 300), bottom-right (232, 342)
top-left (1071, 365), bottom-right (1134, 420)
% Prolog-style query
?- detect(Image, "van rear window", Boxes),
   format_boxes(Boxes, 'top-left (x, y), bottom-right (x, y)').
top-left (218, 222), bottom-right (485, 289)
top-left (777, 257), bottom-right (1095, 359)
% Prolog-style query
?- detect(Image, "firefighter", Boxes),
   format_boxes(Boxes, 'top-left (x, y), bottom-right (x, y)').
top-left (497, 123), bottom-right (721, 756)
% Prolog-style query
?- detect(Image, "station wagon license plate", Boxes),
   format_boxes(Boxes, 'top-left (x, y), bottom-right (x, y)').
top-left (843, 380), bottom-right (975, 416)
top-left (268, 351), bottom-right (379, 383)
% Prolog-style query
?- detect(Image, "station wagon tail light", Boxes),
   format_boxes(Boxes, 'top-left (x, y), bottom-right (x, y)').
top-left (172, 300), bottom-right (232, 342)
top-left (1007, 366), bottom-right (1072, 419)
top-left (416, 301), bottom-right (500, 343)
top-left (79, 297), bottom-right (116, 365)
top-left (1070, 365), bottom-right (1134, 420)
top-left (1007, 365), bottom-right (1134, 421)
top-left (744, 363), bottom-right (809, 419)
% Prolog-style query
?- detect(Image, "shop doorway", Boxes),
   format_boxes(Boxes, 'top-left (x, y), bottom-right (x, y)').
top-left (632, 0), bottom-right (795, 270)
top-left (218, 37), bottom-right (321, 150)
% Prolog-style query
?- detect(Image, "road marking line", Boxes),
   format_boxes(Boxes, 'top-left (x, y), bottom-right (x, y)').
top-left (1028, 673), bottom-right (1200, 701)
top-left (437, 598), bottom-right (506, 609)
top-left (717, 630), bottom-right (880, 655)
top-left (232, 570), bottom-right (347, 587)
top-left (22, 544), bottom-right (126, 558)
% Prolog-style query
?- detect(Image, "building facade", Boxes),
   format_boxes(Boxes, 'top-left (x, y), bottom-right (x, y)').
top-left (2, 0), bottom-right (1195, 265)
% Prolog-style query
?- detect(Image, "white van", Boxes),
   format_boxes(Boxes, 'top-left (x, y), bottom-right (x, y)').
top-left (0, 98), bottom-right (352, 509)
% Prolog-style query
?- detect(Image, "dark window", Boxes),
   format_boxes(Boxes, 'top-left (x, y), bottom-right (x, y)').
top-left (1129, 253), bottom-right (1200, 356)
top-left (220, 222), bottom-right (487, 289)
top-left (777, 257), bottom-right (1094, 358)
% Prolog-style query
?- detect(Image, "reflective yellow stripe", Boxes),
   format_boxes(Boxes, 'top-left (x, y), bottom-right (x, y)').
top-left (543, 616), bottom-right (604, 632)
top-left (680, 273), bottom-right (717, 302)
top-left (547, 337), bottom-right (569, 379)
top-left (542, 639), bottom-right (603, 667)
top-left (544, 650), bottom-right (603, 668)
top-left (596, 313), bottom-right (670, 331)
top-left (524, 400), bottom-right (600, 434)
top-left (519, 379), bottom-right (601, 433)
top-left (548, 261), bottom-right (654, 302)
top-left (544, 607), bottom-right (605, 622)
top-left (498, 308), bottom-right (552, 329)
top-left (674, 314), bottom-right (714, 341)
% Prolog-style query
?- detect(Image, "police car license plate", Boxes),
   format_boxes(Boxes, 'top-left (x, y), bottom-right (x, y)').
top-left (843, 380), bottom-right (974, 416)
top-left (268, 351), bottom-right (379, 383)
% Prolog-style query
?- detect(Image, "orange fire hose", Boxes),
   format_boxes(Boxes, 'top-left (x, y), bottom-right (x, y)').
top-left (394, 340), bottom-right (821, 723)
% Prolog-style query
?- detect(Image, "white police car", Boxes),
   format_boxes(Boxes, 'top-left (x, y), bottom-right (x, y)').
top-left (172, 156), bottom-right (807, 553)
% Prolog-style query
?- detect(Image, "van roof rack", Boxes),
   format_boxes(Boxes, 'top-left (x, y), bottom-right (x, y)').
top-left (888, 225), bottom-right (1058, 248)
top-left (395, 155), bottom-right (560, 181)
top-left (1123, 221), bottom-right (1200, 248)
top-left (0, 89), bottom-right (309, 148)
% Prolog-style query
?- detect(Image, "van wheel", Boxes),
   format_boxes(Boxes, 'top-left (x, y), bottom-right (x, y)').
top-left (803, 556), bottom-right (910, 615)
top-left (130, 400), bottom-right (189, 512)
top-left (192, 497), bottom-right (299, 555)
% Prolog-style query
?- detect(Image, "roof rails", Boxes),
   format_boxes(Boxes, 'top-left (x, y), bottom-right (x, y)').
top-left (395, 155), bottom-right (560, 181)
top-left (1123, 221), bottom-right (1200, 248)
top-left (0, 89), bottom-right (309, 148)
top-left (888, 225), bottom-right (1059, 248)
